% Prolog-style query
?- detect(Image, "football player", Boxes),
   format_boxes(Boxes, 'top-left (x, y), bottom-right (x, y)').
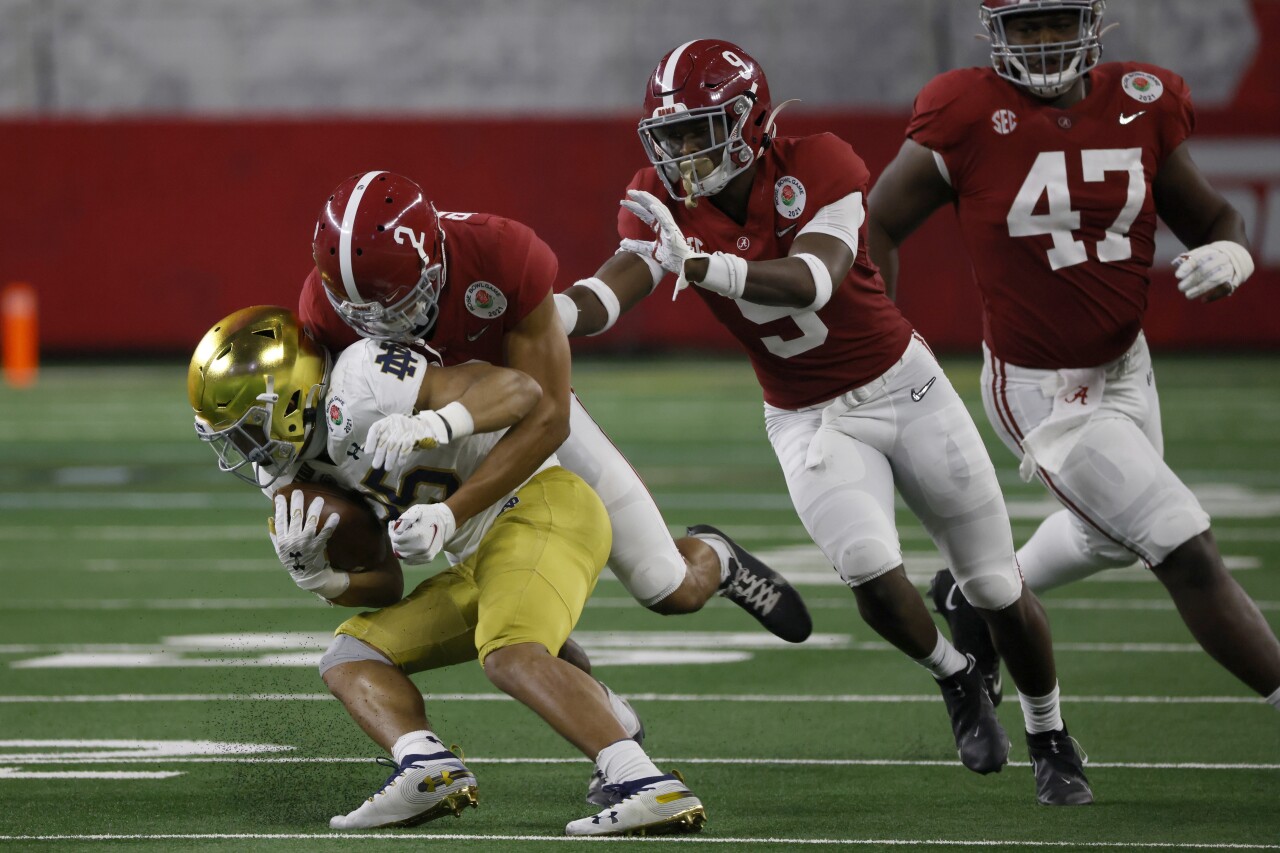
top-left (868, 0), bottom-right (1280, 715)
top-left (557, 38), bottom-right (1089, 805)
top-left (189, 306), bottom-right (705, 837)
top-left (299, 171), bottom-right (811, 644)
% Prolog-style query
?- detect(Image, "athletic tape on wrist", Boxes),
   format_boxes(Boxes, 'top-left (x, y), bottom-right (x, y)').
top-left (436, 401), bottom-right (474, 441)
top-left (700, 252), bottom-right (748, 299)
top-left (576, 277), bottom-right (621, 335)
top-left (794, 253), bottom-right (834, 312)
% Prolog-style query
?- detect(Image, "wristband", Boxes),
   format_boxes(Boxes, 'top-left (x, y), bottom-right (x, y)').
top-left (793, 253), bottom-right (834, 312)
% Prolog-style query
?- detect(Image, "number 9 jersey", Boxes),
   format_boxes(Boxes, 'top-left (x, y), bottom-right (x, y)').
top-left (907, 62), bottom-right (1194, 370)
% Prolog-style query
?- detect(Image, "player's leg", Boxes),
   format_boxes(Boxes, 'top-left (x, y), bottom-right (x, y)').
top-left (560, 394), bottom-right (811, 640)
top-left (765, 387), bottom-right (1006, 774)
top-left (468, 467), bottom-right (704, 836)
top-left (888, 341), bottom-right (1088, 803)
top-left (320, 566), bottom-right (482, 829)
top-left (991, 341), bottom-right (1280, 701)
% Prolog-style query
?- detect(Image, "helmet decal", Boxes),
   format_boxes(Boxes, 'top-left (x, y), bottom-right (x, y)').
top-left (338, 169), bottom-right (387, 305)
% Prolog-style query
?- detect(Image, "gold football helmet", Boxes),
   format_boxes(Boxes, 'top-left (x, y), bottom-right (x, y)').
top-left (188, 306), bottom-right (329, 487)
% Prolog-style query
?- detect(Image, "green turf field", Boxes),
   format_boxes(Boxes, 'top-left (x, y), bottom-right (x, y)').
top-left (1, 354), bottom-right (1277, 852)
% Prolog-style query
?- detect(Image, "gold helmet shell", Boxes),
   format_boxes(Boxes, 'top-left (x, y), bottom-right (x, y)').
top-left (188, 306), bottom-right (329, 487)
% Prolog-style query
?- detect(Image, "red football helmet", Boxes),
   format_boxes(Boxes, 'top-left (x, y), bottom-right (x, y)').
top-left (980, 0), bottom-right (1107, 98)
top-left (638, 40), bottom-right (780, 204)
top-left (312, 170), bottom-right (447, 343)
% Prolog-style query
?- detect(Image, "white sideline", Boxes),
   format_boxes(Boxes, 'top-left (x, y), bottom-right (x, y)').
top-left (0, 833), bottom-right (1275, 848)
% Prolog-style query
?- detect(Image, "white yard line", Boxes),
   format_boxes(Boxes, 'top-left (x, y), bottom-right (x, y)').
top-left (0, 833), bottom-right (1275, 848)
top-left (0, 691), bottom-right (1230, 704)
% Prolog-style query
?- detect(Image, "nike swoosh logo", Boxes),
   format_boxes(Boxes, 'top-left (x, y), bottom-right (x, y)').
top-left (910, 376), bottom-right (937, 402)
top-left (1119, 111), bottom-right (1146, 125)
top-left (466, 326), bottom-right (490, 342)
top-left (944, 582), bottom-right (960, 612)
top-left (776, 224), bottom-right (797, 238)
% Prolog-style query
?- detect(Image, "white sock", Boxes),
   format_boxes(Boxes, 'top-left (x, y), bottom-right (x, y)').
top-left (599, 680), bottom-right (642, 740)
top-left (391, 729), bottom-right (444, 765)
top-left (1265, 686), bottom-right (1280, 711)
top-left (596, 739), bottom-right (662, 785)
top-left (1018, 683), bottom-right (1064, 734)
top-left (915, 629), bottom-right (969, 680)
top-left (692, 533), bottom-right (733, 585)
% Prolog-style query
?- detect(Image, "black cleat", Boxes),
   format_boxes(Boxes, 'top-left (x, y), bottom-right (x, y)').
top-left (688, 524), bottom-right (812, 643)
top-left (1027, 728), bottom-right (1094, 806)
top-left (937, 655), bottom-right (1010, 774)
top-left (929, 568), bottom-right (1003, 706)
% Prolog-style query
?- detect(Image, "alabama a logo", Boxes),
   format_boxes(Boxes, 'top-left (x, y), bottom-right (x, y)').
top-left (1121, 71), bottom-right (1164, 104)
top-left (774, 176), bottom-right (807, 220)
top-left (464, 281), bottom-right (507, 319)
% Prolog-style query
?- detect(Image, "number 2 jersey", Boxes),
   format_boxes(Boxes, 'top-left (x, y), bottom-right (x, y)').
top-left (907, 63), bottom-right (1194, 369)
top-left (620, 133), bottom-right (913, 410)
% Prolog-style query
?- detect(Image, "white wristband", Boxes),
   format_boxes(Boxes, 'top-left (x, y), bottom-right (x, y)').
top-left (793, 253), bottom-right (834, 312)
top-left (435, 401), bottom-right (475, 441)
top-left (554, 292), bottom-right (579, 335)
top-left (575, 277), bottom-right (621, 336)
top-left (698, 252), bottom-right (749, 299)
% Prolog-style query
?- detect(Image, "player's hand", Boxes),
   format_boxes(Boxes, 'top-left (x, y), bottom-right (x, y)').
top-left (367, 411), bottom-right (452, 471)
top-left (269, 490), bottom-right (341, 595)
top-left (620, 189), bottom-right (708, 299)
top-left (389, 503), bottom-right (456, 564)
top-left (1173, 240), bottom-right (1254, 302)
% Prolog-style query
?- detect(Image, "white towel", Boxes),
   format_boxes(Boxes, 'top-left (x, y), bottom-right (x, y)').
top-left (1018, 367), bottom-right (1106, 481)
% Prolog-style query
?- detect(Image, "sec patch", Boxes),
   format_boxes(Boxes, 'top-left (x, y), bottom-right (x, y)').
top-left (465, 281), bottom-right (507, 319)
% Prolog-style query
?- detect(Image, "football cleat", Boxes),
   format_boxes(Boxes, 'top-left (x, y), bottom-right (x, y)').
top-left (688, 524), bottom-right (812, 643)
top-left (329, 747), bottom-right (478, 830)
top-left (937, 654), bottom-right (1010, 775)
top-left (929, 568), bottom-right (1003, 706)
top-left (566, 773), bottom-right (706, 837)
top-left (1027, 728), bottom-right (1094, 806)
top-left (586, 684), bottom-right (648, 807)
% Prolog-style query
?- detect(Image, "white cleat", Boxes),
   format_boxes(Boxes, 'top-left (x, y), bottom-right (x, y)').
top-left (329, 748), bottom-right (478, 830)
top-left (567, 773), bottom-right (706, 837)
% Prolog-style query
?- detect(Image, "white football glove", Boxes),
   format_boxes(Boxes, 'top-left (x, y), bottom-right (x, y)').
top-left (619, 189), bottom-right (707, 299)
top-left (269, 490), bottom-right (348, 600)
top-left (367, 411), bottom-right (452, 471)
top-left (1173, 240), bottom-right (1254, 301)
top-left (389, 503), bottom-right (456, 564)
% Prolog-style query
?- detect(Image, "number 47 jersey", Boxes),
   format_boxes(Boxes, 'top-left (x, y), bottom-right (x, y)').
top-left (908, 62), bottom-right (1195, 370)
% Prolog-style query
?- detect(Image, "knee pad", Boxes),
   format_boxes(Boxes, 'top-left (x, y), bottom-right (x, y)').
top-left (956, 566), bottom-right (1023, 611)
top-left (318, 633), bottom-right (394, 678)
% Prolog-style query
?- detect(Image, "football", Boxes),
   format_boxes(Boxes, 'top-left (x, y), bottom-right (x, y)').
top-left (275, 482), bottom-right (390, 572)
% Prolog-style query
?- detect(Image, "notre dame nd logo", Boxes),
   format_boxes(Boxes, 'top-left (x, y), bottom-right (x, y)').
top-left (375, 344), bottom-right (418, 380)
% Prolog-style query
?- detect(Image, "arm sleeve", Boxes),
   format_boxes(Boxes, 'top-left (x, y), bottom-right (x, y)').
top-left (797, 191), bottom-right (864, 257)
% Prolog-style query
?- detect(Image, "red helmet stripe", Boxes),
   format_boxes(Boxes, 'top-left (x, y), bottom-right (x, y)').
top-left (338, 169), bottom-right (386, 304)
top-left (658, 40), bottom-right (698, 108)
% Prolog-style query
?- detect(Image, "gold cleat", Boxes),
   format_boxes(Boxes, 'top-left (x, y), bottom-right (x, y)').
top-left (565, 771), bottom-right (706, 837)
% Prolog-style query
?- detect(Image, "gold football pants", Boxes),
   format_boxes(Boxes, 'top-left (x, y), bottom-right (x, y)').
top-left (335, 466), bottom-right (610, 669)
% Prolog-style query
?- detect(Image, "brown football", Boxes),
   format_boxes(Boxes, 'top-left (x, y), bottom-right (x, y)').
top-left (275, 482), bottom-right (390, 572)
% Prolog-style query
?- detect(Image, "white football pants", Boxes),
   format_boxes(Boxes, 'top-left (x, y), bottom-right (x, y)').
top-left (555, 394), bottom-right (687, 606)
top-left (765, 335), bottom-right (1023, 610)
top-left (982, 333), bottom-right (1210, 583)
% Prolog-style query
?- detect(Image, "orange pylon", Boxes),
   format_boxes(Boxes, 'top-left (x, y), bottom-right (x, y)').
top-left (2, 282), bottom-right (38, 387)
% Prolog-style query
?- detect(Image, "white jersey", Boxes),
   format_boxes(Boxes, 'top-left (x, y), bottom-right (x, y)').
top-left (321, 339), bottom-right (555, 562)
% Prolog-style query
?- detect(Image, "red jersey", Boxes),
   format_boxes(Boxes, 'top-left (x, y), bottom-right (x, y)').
top-left (300, 212), bottom-right (556, 365)
top-left (620, 134), bottom-right (913, 409)
top-left (907, 63), bottom-right (1194, 369)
